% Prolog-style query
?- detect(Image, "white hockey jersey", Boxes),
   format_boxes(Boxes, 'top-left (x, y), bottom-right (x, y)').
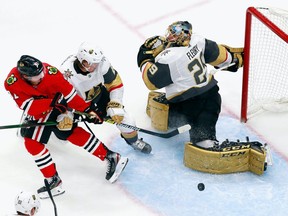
top-left (141, 34), bottom-right (232, 103)
top-left (60, 54), bottom-right (137, 134)
top-left (60, 54), bottom-right (124, 104)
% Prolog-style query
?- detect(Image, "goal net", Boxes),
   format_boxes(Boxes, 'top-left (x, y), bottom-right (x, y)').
top-left (241, 7), bottom-right (288, 122)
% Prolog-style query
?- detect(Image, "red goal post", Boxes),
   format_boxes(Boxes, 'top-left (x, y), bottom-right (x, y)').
top-left (241, 7), bottom-right (288, 122)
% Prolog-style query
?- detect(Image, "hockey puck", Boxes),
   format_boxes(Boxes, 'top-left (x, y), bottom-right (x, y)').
top-left (197, 183), bottom-right (205, 191)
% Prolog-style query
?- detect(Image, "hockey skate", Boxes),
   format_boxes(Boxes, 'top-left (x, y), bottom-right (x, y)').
top-left (105, 152), bottom-right (128, 183)
top-left (37, 172), bottom-right (65, 199)
top-left (129, 138), bottom-right (152, 154)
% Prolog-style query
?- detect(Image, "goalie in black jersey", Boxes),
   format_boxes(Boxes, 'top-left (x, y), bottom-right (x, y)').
top-left (137, 21), bottom-right (268, 175)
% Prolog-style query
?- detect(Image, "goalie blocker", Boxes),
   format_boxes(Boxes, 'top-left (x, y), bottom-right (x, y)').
top-left (184, 140), bottom-right (268, 175)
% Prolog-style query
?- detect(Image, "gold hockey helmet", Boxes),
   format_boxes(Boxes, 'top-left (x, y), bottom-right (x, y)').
top-left (166, 21), bottom-right (192, 47)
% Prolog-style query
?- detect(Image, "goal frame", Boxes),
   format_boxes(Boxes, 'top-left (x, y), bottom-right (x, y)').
top-left (241, 6), bottom-right (288, 122)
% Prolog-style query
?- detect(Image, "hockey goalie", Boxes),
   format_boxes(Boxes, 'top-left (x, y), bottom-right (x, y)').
top-left (138, 21), bottom-right (268, 175)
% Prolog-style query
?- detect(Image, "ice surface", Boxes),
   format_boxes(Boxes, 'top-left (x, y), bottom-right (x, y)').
top-left (1, 0), bottom-right (288, 215)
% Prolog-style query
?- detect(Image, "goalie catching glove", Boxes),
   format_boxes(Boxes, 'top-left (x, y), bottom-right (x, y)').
top-left (56, 112), bottom-right (74, 131)
top-left (106, 101), bottom-right (125, 124)
top-left (137, 35), bottom-right (167, 68)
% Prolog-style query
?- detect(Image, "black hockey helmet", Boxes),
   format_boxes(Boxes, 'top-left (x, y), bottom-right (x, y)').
top-left (17, 55), bottom-right (43, 77)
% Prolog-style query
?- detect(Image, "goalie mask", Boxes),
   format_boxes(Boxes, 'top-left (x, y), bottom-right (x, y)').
top-left (15, 191), bottom-right (40, 215)
top-left (166, 21), bottom-right (192, 47)
top-left (77, 42), bottom-right (104, 68)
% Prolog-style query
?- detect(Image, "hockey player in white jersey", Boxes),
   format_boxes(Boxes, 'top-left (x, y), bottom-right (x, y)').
top-left (137, 21), bottom-right (244, 149)
top-left (61, 42), bottom-right (152, 154)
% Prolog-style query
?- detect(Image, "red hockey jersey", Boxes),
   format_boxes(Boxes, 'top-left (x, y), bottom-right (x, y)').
top-left (4, 63), bottom-right (90, 120)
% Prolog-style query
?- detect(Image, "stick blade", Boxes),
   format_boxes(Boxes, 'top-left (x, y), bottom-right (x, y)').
top-left (177, 124), bottom-right (191, 134)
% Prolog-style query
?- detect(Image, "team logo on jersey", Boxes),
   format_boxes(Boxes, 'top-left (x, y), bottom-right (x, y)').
top-left (64, 69), bottom-right (73, 79)
top-left (6, 74), bottom-right (17, 85)
top-left (86, 86), bottom-right (102, 101)
top-left (160, 49), bottom-right (170, 56)
top-left (47, 66), bottom-right (58, 75)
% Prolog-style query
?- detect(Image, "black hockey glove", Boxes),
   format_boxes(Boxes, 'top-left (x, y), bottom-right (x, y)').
top-left (50, 92), bottom-right (67, 113)
top-left (227, 58), bottom-right (241, 72)
top-left (137, 36), bottom-right (167, 68)
top-left (84, 103), bottom-right (105, 124)
top-left (222, 45), bottom-right (244, 72)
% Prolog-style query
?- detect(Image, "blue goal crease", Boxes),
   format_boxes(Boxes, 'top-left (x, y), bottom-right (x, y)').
top-left (113, 114), bottom-right (288, 216)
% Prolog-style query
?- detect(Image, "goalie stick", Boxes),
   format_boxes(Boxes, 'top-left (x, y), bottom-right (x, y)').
top-left (104, 118), bottom-right (191, 138)
top-left (209, 62), bottom-right (236, 75)
top-left (44, 179), bottom-right (58, 216)
top-left (74, 110), bottom-right (191, 138)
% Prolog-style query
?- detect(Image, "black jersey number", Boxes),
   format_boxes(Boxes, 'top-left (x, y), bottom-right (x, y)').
top-left (187, 58), bottom-right (207, 84)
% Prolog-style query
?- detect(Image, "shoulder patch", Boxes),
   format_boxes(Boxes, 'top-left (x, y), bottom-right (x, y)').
top-left (6, 74), bottom-right (17, 85)
top-left (47, 66), bottom-right (58, 75)
top-left (159, 49), bottom-right (171, 57)
top-left (156, 47), bottom-right (186, 64)
top-left (64, 69), bottom-right (73, 79)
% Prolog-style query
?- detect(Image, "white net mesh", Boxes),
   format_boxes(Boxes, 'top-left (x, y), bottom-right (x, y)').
top-left (247, 7), bottom-right (288, 118)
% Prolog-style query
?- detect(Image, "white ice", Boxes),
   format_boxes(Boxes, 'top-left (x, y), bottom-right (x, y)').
top-left (1, 0), bottom-right (288, 215)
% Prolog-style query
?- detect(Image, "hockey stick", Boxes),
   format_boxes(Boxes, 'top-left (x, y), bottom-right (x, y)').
top-left (0, 121), bottom-right (58, 130)
top-left (0, 111), bottom-right (190, 138)
top-left (44, 179), bottom-right (58, 216)
top-left (0, 118), bottom-right (84, 130)
top-left (209, 62), bottom-right (236, 75)
top-left (74, 110), bottom-right (191, 138)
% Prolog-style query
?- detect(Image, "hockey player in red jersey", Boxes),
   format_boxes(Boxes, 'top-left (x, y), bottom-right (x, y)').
top-left (137, 21), bottom-right (244, 149)
top-left (60, 42), bottom-right (152, 154)
top-left (4, 55), bottom-right (128, 199)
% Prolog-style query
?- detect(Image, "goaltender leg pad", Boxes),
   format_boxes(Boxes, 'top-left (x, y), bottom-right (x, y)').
top-left (249, 143), bottom-right (267, 175)
top-left (146, 91), bottom-right (163, 116)
top-left (184, 142), bottom-right (267, 175)
top-left (147, 91), bottom-right (169, 131)
top-left (184, 143), bottom-right (250, 174)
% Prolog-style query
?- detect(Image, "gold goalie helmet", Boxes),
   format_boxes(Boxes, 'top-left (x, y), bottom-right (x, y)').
top-left (166, 21), bottom-right (192, 47)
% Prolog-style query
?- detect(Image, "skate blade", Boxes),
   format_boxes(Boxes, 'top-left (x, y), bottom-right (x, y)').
top-left (39, 186), bottom-right (65, 199)
top-left (109, 157), bottom-right (129, 183)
